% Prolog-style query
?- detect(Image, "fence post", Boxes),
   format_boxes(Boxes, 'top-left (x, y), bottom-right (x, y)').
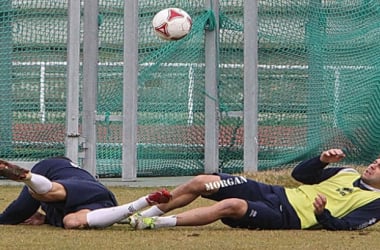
top-left (82, 0), bottom-right (99, 176)
top-left (244, 0), bottom-right (259, 172)
top-left (122, 0), bottom-right (138, 181)
top-left (65, 0), bottom-right (81, 163)
top-left (204, 0), bottom-right (220, 173)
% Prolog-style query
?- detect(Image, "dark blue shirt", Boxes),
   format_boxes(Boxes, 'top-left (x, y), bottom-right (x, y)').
top-left (0, 158), bottom-right (117, 227)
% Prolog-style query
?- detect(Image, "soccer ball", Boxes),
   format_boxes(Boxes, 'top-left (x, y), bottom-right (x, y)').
top-left (152, 8), bottom-right (192, 41)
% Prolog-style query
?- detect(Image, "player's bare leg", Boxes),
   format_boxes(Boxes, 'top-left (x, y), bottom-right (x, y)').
top-left (137, 175), bottom-right (221, 218)
top-left (175, 198), bottom-right (247, 226)
top-left (131, 198), bottom-right (248, 229)
top-left (29, 182), bottom-right (67, 202)
top-left (63, 209), bottom-right (91, 229)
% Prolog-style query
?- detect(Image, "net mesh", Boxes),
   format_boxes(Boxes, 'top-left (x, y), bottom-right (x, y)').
top-left (1, 0), bottom-right (380, 177)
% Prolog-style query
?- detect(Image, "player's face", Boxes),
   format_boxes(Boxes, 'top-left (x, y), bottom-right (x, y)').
top-left (361, 158), bottom-right (380, 189)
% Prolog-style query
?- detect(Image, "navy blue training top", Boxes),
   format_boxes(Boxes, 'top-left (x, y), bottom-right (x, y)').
top-left (0, 158), bottom-right (117, 227)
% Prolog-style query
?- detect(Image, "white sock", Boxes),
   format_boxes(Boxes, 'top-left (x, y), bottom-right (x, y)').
top-left (140, 206), bottom-right (165, 217)
top-left (133, 196), bottom-right (150, 210)
top-left (87, 197), bottom-right (150, 228)
top-left (154, 215), bottom-right (177, 228)
top-left (24, 173), bottom-right (53, 194)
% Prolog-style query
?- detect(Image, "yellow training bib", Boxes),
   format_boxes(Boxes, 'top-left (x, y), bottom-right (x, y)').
top-left (285, 169), bottom-right (380, 228)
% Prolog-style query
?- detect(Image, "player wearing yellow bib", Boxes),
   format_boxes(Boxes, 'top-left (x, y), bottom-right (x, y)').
top-left (128, 149), bottom-right (380, 230)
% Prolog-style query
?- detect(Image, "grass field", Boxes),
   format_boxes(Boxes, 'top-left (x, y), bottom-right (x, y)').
top-left (1, 169), bottom-right (380, 250)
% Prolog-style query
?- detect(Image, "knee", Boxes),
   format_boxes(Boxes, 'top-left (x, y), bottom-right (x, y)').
top-left (218, 198), bottom-right (248, 218)
top-left (63, 211), bottom-right (89, 229)
top-left (63, 214), bottom-right (81, 229)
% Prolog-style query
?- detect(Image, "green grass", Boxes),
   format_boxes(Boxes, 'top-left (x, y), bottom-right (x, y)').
top-left (1, 168), bottom-right (380, 250)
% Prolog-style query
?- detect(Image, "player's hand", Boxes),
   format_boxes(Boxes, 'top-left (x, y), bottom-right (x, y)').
top-left (22, 211), bottom-right (46, 225)
top-left (313, 193), bottom-right (327, 215)
top-left (320, 149), bottom-right (346, 163)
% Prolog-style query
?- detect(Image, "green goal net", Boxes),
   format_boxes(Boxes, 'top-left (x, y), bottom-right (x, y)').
top-left (1, 0), bottom-right (380, 177)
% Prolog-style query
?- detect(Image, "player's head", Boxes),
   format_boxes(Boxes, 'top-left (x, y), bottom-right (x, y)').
top-left (361, 158), bottom-right (380, 189)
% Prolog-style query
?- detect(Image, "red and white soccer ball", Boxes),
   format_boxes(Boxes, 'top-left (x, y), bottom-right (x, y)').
top-left (152, 8), bottom-right (192, 41)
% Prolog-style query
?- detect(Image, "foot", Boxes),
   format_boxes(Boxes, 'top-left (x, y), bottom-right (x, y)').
top-left (129, 213), bottom-right (157, 230)
top-left (119, 212), bottom-right (140, 225)
top-left (0, 160), bottom-right (31, 181)
top-left (146, 189), bottom-right (172, 205)
top-left (118, 212), bottom-right (136, 224)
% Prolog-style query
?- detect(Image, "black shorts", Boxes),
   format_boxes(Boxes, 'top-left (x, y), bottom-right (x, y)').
top-left (203, 173), bottom-right (297, 229)
top-left (56, 178), bottom-right (117, 212)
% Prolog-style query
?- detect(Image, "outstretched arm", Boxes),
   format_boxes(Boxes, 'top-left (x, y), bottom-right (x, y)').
top-left (292, 149), bottom-right (346, 184)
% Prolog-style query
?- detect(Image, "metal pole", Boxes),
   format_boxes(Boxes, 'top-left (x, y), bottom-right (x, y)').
top-left (65, 0), bottom-right (81, 162)
top-left (122, 0), bottom-right (138, 181)
top-left (82, 0), bottom-right (99, 176)
top-left (244, 0), bottom-right (259, 172)
top-left (204, 0), bottom-right (220, 173)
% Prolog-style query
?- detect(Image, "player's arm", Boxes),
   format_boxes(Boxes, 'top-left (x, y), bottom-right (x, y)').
top-left (314, 200), bottom-right (380, 230)
top-left (0, 186), bottom-right (40, 224)
top-left (291, 149), bottom-right (346, 184)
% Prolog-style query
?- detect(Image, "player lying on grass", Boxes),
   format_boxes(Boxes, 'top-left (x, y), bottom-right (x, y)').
top-left (0, 157), bottom-right (171, 229)
top-left (128, 148), bottom-right (380, 230)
